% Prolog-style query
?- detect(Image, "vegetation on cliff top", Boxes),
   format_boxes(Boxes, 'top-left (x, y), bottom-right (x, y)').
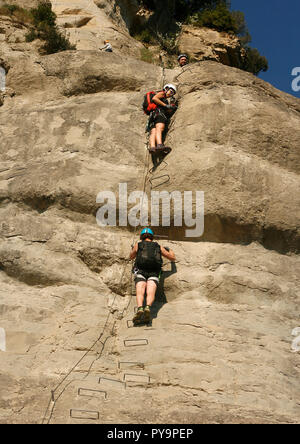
top-left (0, 1), bottom-right (75, 54)
top-left (136, 0), bottom-right (268, 75)
top-left (26, 1), bottom-right (75, 54)
top-left (0, 2), bottom-right (32, 23)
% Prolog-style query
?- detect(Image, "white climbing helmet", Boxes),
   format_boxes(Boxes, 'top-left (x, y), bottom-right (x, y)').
top-left (163, 83), bottom-right (177, 94)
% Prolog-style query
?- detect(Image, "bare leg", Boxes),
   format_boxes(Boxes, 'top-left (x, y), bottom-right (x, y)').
top-left (155, 123), bottom-right (165, 146)
top-left (145, 280), bottom-right (157, 307)
top-left (136, 281), bottom-right (146, 307)
top-left (149, 128), bottom-right (156, 149)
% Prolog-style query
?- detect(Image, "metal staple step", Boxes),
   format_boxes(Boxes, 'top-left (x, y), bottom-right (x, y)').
top-left (70, 409), bottom-right (99, 420)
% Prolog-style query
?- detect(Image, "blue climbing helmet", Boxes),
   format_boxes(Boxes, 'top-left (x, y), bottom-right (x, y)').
top-left (140, 227), bottom-right (154, 240)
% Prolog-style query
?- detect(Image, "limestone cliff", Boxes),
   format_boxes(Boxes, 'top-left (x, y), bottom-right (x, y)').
top-left (178, 25), bottom-right (244, 67)
top-left (0, 1), bottom-right (299, 425)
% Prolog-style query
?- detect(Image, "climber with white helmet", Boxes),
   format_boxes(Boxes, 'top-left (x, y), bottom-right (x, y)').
top-left (178, 53), bottom-right (189, 67)
top-left (146, 84), bottom-right (178, 154)
top-left (130, 228), bottom-right (176, 325)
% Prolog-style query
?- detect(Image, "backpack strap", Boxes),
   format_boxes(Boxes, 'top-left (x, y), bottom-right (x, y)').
top-left (147, 91), bottom-right (153, 105)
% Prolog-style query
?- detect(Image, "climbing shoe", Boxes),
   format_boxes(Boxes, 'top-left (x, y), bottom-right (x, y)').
top-left (149, 147), bottom-right (156, 154)
top-left (156, 145), bottom-right (171, 154)
top-left (133, 307), bottom-right (144, 325)
top-left (143, 306), bottom-right (151, 324)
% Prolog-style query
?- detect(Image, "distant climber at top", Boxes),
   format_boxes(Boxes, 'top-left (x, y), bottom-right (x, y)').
top-left (143, 84), bottom-right (178, 154)
top-left (130, 228), bottom-right (176, 325)
top-left (100, 40), bottom-right (113, 52)
top-left (178, 54), bottom-right (189, 67)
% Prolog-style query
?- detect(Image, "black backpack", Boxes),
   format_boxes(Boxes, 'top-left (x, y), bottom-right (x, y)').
top-left (135, 241), bottom-right (163, 272)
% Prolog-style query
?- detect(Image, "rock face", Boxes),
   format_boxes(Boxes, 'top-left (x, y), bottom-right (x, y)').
top-left (166, 62), bottom-right (300, 254)
top-left (178, 25), bottom-right (243, 67)
top-left (94, 0), bottom-right (144, 33)
top-left (0, 2), bottom-right (300, 426)
top-left (52, 0), bottom-right (143, 57)
top-left (0, 11), bottom-right (30, 48)
top-left (0, 0), bottom-right (39, 7)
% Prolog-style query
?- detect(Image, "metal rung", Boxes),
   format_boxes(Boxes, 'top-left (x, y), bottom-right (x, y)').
top-left (118, 361), bottom-right (145, 370)
top-left (149, 174), bottom-right (170, 189)
top-left (123, 373), bottom-right (151, 384)
top-left (70, 409), bottom-right (99, 420)
top-left (149, 160), bottom-right (168, 174)
top-left (98, 376), bottom-right (126, 389)
top-left (124, 339), bottom-right (149, 347)
top-left (78, 388), bottom-right (107, 399)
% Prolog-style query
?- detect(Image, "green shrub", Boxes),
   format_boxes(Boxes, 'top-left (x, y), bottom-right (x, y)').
top-left (140, 47), bottom-right (154, 64)
top-left (156, 32), bottom-right (179, 55)
top-left (0, 1), bottom-right (74, 53)
top-left (27, 1), bottom-right (75, 54)
top-left (41, 26), bottom-right (75, 54)
top-left (133, 25), bottom-right (178, 56)
top-left (25, 29), bottom-right (37, 42)
top-left (31, 1), bottom-right (56, 28)
top-left (2, 4), bottom-right (18, 15)
top-left (241, 47), bottom-right (268, 76)
top-left (188, 2), bottom-right (238, 33)
top-left (0, 4), bottom-right (33, 23)
top-left (134, 29), bottom-right (155, 44)
top-left (186, 2), bottom-right (268, 75)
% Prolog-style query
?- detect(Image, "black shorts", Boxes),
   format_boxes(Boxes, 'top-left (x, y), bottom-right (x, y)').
top-left (134, 270), bottom-right (160, 286)
top-left (148, 109), bottom-right (168, 130)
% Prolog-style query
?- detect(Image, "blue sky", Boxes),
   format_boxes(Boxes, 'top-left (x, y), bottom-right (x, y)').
top-left (230, 0), bottom-right (300, 98)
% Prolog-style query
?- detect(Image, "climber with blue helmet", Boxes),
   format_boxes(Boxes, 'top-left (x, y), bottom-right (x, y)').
top-left (148, 84), bottom-right (178, 155)
top-left (129, 228), bottom-right (176, 325)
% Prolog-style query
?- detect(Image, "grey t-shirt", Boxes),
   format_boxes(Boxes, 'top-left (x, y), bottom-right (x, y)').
top-left (101, 43), bottom-right (112, 52)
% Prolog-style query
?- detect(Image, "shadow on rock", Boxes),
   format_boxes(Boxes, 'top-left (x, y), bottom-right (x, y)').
top-left (151, 261), bottom-right (177, 321)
